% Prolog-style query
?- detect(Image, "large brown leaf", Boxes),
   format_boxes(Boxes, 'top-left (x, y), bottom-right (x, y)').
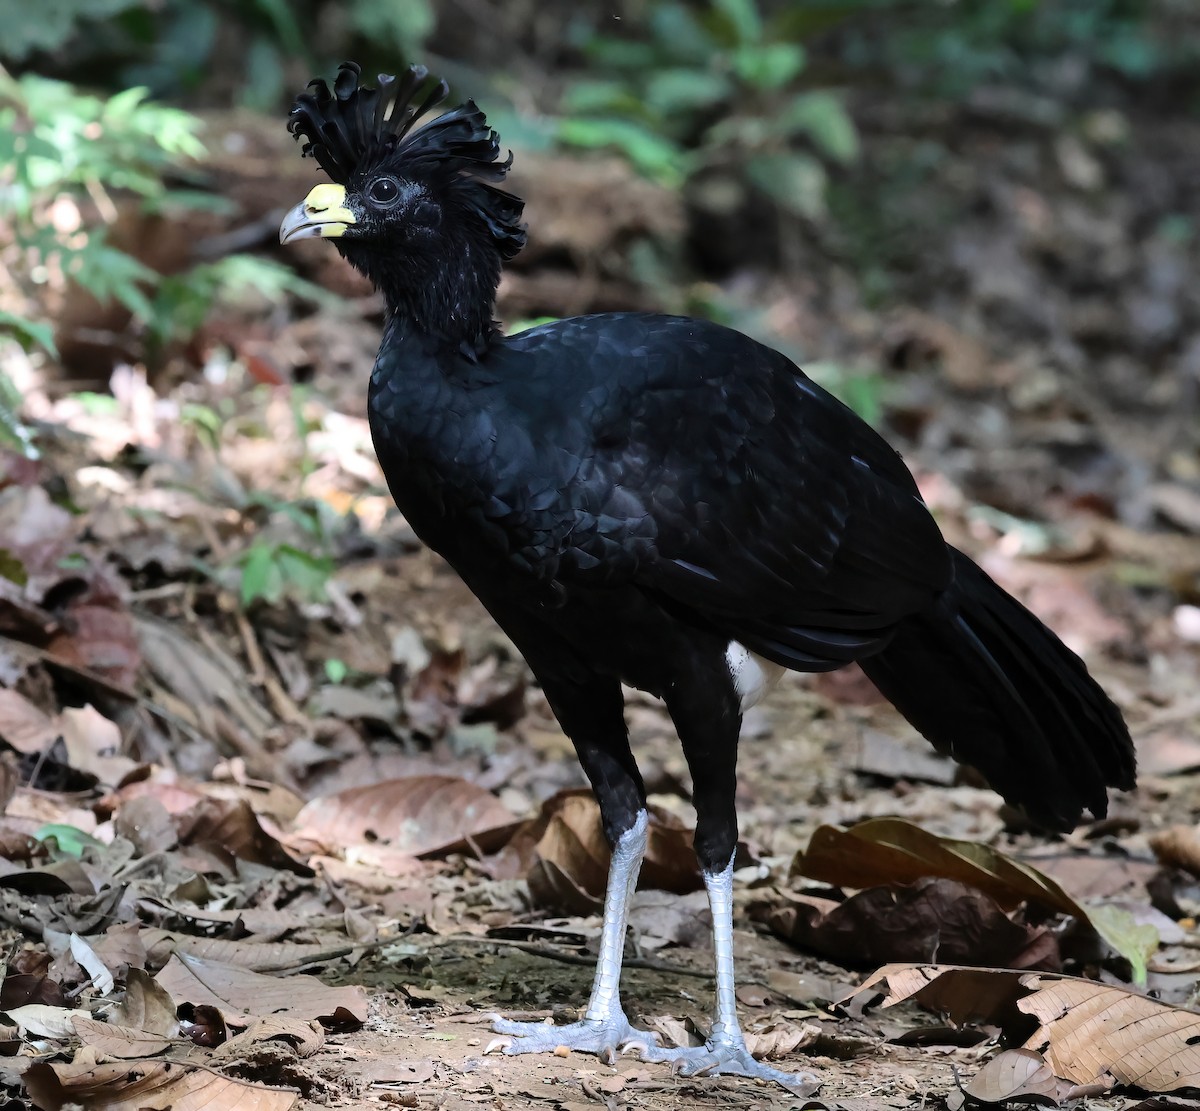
top-left (761, 878), bottom-right (1059, 970)
top-left (154, 952), bottom-right (366, 1028)
top-left (25, 1049), bottom-right (298, 1111)
top-left (848, 964), bottom-right (1200, 1093)
top-left (520, 791), bottom-right (702, 911)
top-left (795, 818), bottom-right (1087, 919)
top-left (292, 774), bottom-right (516, 857)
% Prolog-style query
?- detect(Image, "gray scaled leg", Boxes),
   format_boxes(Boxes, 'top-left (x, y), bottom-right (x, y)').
top-left (489, 673), bottom-right (662, 1062)
top-left (638, 670), bottom-right (821, 1094)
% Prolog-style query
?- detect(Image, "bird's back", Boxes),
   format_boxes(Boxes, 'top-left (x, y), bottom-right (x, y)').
top-left (369, 312), bottom-right (951, 676)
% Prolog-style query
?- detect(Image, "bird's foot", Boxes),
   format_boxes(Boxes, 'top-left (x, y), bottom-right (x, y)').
top-left (640, 1040), bottom-right (820, 1094)
top-left (485, 1012), bottom-right (662, 1065)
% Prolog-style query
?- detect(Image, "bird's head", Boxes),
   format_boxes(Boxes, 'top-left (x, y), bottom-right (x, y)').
top-left (281, 62), bottom-right (525, 343)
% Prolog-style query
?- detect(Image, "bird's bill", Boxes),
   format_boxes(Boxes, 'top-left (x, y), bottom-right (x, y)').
top-left (279, 183), bottom-right (356, 244)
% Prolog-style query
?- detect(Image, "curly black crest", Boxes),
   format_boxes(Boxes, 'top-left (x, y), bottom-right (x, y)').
top-left (288, 62), bottom-right (526, 260)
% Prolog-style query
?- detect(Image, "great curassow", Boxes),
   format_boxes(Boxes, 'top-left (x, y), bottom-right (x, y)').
top-left (281, 63), bottom-right (1135, 1092)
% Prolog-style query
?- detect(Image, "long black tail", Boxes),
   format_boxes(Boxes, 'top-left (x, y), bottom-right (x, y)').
top-left (858, 547), bottom-right (1135, 831)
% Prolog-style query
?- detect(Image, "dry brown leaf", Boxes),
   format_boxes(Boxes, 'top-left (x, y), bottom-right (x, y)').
top-left (25, 1050), bottom-right (298, 1111)
top-left (1020, 975), bottom-right (1200, 1092)
top-left (111, 969), bottom-right (178, 1037)
top-left (0, 689), bottom-right (57, 754)
top-left (1137, 731), bottom-right (1200, 777)
top-left (139, 931), bottom-right (349, 973)
top-left (760, 878), bottom-right (1059, 970)
top-left (58, 705), bottom-right (140, 788)
top-left (847, 964), bottom-right (1200, 1093)
top-left (520, 791), bottom-right (700, 909)
top-left (0, 485), bottom-right (75, 584)
top-left (109, 774), bottom-right (207, 816)
top-left (0, 857), bottom-right (94, 896)
top-left (962, 1047), bottom-right (1074, 1104)
top-left (113, 795), bottom-right (178, 855)
top-left (644, 1014), bottom-right (703, 1049)
top-left (843, 964), bottom-right (1034, 1028)
top-left (209, 1016), bottom-right (324, 1059)
top-left (46, 580), bottom-right (142, 690)
top-left (0, 752), bottom-right (19, 815)
top-left (795, 818), bottom-right (1086, 919)
top-left (1, 971), bottom-right (65, 1010)
top-left (743, 1020), bottom-right (821, 1061)
top-left (1150, 825), bottom-right (1200, 877)
top-left (4, 1003), bottom-right (91, 1039)
top-left (72, 1015), bottom-right (175, 1059)
top-left (154, 952), bottom-right (367, 1027)
top-left (177, 797), bottom-right (312, 876)
top-left (292, 775), bottom-right (515, 856)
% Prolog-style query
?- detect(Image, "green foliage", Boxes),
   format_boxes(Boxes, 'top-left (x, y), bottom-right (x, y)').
top-left (0, 0), bottom-right (435, 110)
top-left (0, 0), bottom-right (144, 63)
top-left (0, 71), bottom-right (205, 353)
top-left (235, 493), bottom-right (338, 607)
top-left (557, 0), bottom-right (858, 219)
top-left (238, 541), bottom-right (335, 607)
top-left (1, 70), bottom-right (338, 370)
top-left (35, 823), bottom-right (104, 858)
top-left (0, 366), bottom-right (39, 460)
top-left (1, 76), bottom-right (205, 215)
top-left (149, 256), bottom-right (336, 348)
top-left (837, 0), bottom-right (1187, 100)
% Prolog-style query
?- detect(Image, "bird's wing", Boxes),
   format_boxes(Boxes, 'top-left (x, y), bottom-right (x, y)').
top-left (485, 314), bottom-right (952, 667)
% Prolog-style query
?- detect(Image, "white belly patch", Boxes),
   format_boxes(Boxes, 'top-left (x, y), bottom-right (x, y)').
top-left (725, 641), bottom-right (785, 712)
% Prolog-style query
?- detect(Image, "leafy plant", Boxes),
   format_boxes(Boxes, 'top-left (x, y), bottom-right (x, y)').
top-left (238, 540), bottom-right (335, 607)
top-left (838, 0), bottom-right (1186, 101)
top-left (0, 365), bottom-right (40, 460)
top-left (557, 0), bottom-right (858, 218)
top-left (0, 70), bottom-right (205, 354)
top-left (1, 68), bottom-right (339, 373)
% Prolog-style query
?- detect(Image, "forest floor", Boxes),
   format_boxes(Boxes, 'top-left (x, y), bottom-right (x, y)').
top-left (1, 92), bottom-right (1199, 1111)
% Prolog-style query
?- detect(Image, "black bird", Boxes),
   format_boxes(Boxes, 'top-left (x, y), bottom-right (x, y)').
top-left (281, 63), bottom-right (1135, 1091)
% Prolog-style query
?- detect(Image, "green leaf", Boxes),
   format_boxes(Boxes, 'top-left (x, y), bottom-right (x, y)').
top-left (102, 85), bottom-right (150, 121)
top-left (731, 41), bottom-right (806, 89)
top-left (0, 310), bottom-right (57, 357)
top-left (647, 4), bottom-right (714, 63)
top-left (782, 91), bottom-right (859, 163)
top-left (562, 80), bottom-right (641, 116)
top-left (0, 548), bottom-right (27, 586)
top-left (581, 37), bottom-right (660, 72)
top-left (712, 0), bottom-right (763, 44)
top-left (745, 150), bottom-right (827, 219)
top-left (350, 0), bottom-right (434, 53)
top-left (36, 824), bottom-right (104, 859)
top-left (644, 68), bottom-right (733, 117)
top-left (0, 0), bottom-right (143, 61)
top-left (1087, 904), bottom-right (1159, 987)
top-left (240, 543), bottom-right (280, 606)
top-left (324, 658), bottom-right (347, 684)
top-left (557, 117), bottom-right (687, 185)
top-left (273, 545), bottom-right (334, 602)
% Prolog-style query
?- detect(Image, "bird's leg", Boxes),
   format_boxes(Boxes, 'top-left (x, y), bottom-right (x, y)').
top-left (489, 675), bottom-right (661, 1062)
top-left (638, 672), bottom-right (821, 1093)
top-left (580, 807), bottom-right (647, 1025)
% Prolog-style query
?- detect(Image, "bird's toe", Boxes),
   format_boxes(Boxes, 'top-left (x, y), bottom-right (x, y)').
top-left (486, 1013), bottom-right (659, 1060)
top-left (643, 1042), bottom-right (820, 1093)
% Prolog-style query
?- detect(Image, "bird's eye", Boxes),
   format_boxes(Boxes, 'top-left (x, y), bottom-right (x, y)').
top-left (367, 177), bottom-right (400, 206)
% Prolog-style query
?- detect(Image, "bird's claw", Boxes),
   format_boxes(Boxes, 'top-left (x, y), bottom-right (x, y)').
top-left (488, 1012), bottom-right (661, 1061)
top-left (644, 1041), bottom-right (820, 1093)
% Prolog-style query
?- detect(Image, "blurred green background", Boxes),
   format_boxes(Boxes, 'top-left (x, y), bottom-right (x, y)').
top-left (2, 0), bottom-right (1198, 433)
